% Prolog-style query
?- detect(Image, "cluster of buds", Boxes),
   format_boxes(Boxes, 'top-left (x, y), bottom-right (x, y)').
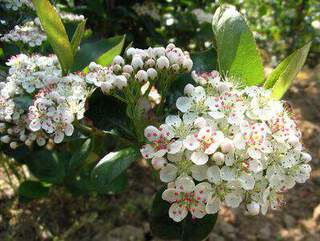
top-left (141, 71), bottom-right (312, 222)
top-left (0, 0), bottom-right (33, 11)
top-left (0, 54), bottom-right (89, 148)
top-left (85, 44), bottom-right (193, 99)
top-left (0, 19), bottom-right (46, 48)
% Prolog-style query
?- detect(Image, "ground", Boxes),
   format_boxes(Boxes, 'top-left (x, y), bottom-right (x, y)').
top-left (0, 66), bottom-right (319, 241)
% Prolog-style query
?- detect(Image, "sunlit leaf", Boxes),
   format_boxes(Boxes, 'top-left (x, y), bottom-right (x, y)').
top-left (212, 5), bottom-right (264, 86)
top-left (264, 42), bottom-right (311, 100)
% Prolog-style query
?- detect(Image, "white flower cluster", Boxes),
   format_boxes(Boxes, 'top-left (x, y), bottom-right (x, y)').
top-left (0, 54), bottom-right (89, 148)
top-left (59, 11), bottom-right (85, 23)
top-left (191, 9), bottom-right (213, 25)
top-left (132, 2), bottom-right (161, 21)
top-left (0, 20), bottom-right (46, 47)
top-left (0, 0), bottom-right (33, 11)
top-left (141, 71), bottom-right (312, 222)
top-left (85, 44), bottom-right (193, 95)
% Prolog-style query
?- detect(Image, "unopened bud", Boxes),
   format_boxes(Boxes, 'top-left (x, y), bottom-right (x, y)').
top-left (135, 70), bottom-right (148, 83)
top-left (131, 56), bottom-right (144, 70)
top-left (123, 64), bottom-right (134, 74)
top-left (182, 58), bottom-right (193, 72)
top-left (10, 141), bottom-right (18, 149)
top-left (147, 68), bottom-right (157, 80)
top-left (113, 55), bottom-right (125, 66)
top-left (184, 83), bottom-right (195, 96)
top-left (246, 202), bottom-right (260, 215)
top-left (1, 135), bottom-right (10, 143)
top-left (114, 75), bottom-right (127, 89)
top-left (213, 152), bottom-right (225, 165)
top-left (156, 56), bottom-right (170, 70)
top-left (221, 138), bottom-right (235, 153)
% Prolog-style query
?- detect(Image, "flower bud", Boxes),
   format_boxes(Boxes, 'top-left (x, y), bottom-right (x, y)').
top-left (126, 47), bottom-right (136, 56)
top-left (288, 135), bottom-right (299, 146)
top-left (301, 152), bottom-right (312, 162)
top-left (10, 141), bottom-right (18, 149)
top-left (246, 202), bottom-right (260, 215)
top-left (135, 70), bottom-right (148, 83)
top-left (145, 59), bottom-right (155, 67)
top-left (112, 55), bottom-right (125, 66)
top-left (122, 72), bottom-right (131, 79)
top-left (1, 135), bottom-right (11, 143)
top-left (221, 138), bottom-right (235, 153)
top-left (122, 64), bottom-right (133, 74)
top-left (114, 75), bottom-right (127, 89)
top-left (213, 152), bottom-right (225, 165)
top-left (101, 82), bottom-right (113, 94)
top-left (154, 47), bottom-right (166, 57)
top-left (25, 139), bottom-right (33, 146)
top-left (7, 128), bottom-right (13, 135)
top-left (170, 64), bottom-right (180, 73)
top-left (112, 64), bottom-right (122, 73)
top-left (88, 62), bottom-right (99, 71)
top-left (156, 56), bottom-right (170, 70)
top-left (19, 134), bottom-right (27, 142)
top-left (0, 123), bottom-right (6, 132)
top-left (184, 83), bottom-right (194, 96)
top-left (147, 68), bottom-right (157, 80)
top-left (131, 56), bottom-right (144, 70)
top-left (166, 43), bottom-right (176, 50)
top-left (182, 58), bottom-right (193, 72)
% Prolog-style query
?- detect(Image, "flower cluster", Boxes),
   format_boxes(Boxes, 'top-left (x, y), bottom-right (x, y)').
top-left (85, 44), bottom-right (193, 97)
top-left (132, 2), bottom-right (161, 21)
top-left (141, 71), bottom-right (312, 222)
top-left (59, 11), bottom-right (85, 23)
top-left (0, 20), bottom-right (46, 47)
top-left (191, 9), bottom-right (213, 25)
top-left (1, 0), bottom-right (33, 11)
top-left (0, 54), bottom-right (89, 148)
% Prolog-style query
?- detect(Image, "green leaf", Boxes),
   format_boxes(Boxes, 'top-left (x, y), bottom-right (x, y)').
top-left (69, 138), bottom-right (93, 169)
top-left (32, 0), bottom-right (73, 74)
top-left (18, 181), bottom-right (49, 199)
top-left (91, 147), bottom-right (139, 185)
top-left (212, 5), bottom-right (264, 86)
top-left (264, 42), bottom-right (311, 100)
top-left (151, 186), bottom-right (218, 241)
top-left (72, 35), bottom-right (125, 72)
top-left (27, 150), bottom-right (68, 184)
top-left (70, 19), bottom-right (87, 56)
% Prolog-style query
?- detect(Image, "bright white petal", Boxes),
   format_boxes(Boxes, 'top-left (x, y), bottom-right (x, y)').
top-left (191, 164), bottom-right (208, 181)
top-left (160, 164), bottom-right (178, 182)
top-left (191, 151), bottom-right (208, 165)
top-left (207, 165), bottom-right (221, 184)
top-left (169, 203), bottom-right (188, 222)
top-left (175, 176), bottom-right (195, 193)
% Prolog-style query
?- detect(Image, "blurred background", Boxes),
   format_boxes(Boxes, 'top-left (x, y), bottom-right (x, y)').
top-left (0, 0), bottom-right (320, 240)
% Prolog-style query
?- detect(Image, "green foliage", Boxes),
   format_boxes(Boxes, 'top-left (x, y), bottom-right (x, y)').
top-left (32, 0), bottom-right (74, 74)
top-left (18, 181), bottom-right (50, 200)
top-left (92, 147), bottom-right (140, 186)
top-left (264, 42), bottom-right (311, 99)
top-left (212, 5), bottom-right (264, 86)
top-left (72, 35), bottom-right (125, 72)
top-left (151, 186), bottom-right (218, 241)
top-left (71, 19), bottom-right (87, 56)
top-left (69, 138), bottom-right (93, 169)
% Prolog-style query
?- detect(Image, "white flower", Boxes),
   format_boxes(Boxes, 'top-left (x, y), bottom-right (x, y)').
top-left (156, 56), bottom-right (170, 70)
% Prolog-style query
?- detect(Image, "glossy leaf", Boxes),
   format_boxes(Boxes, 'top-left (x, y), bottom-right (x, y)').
top-left (151, 186), bottom-right (218, 241)
top-left (32, 0), bottom-right (73, 74)
top-left (72, 35), bottom-right (125, 72)
top-left (69, 138), bottom-right (93, 169)
top-left (18, 181), bottom-right (49, 199)
top-left (71, 19), bottom-right (87, 56)
top-left (264, 42), bottom-right (311, 100)
top-left (212, 5), bottom-right (264, 86)
top-left (91, 147), bottom-right (139, 185)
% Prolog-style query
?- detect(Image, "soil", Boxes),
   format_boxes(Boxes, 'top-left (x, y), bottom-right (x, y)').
top-left (0, 66), bottom-right (320, 241)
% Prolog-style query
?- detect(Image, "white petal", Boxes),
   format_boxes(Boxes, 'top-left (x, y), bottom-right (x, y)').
top-left (191, 151), bottom-right (208, 165)
top-left (64, 124), bottom-right (74, 136)
top-left (29, 119), bottom-right (41, 131)
top-left (191, 165), bottom-right (208, 181)
top-left (144, 126), bottom-right (161, 141)
top-left (224, 193), bottom-right (241, 208)
top-left (206, 196), bottom-right (221, 214)
top-left (248, 159), bottom-right (263, 173)
top-left (205, 142), bottom-right (220, 155)
top-left (151, 157), bottom-right (167, 170)
top-left (168, 140), bottom-right (183, 154)
top-left (175, 176), bottom-right (195, 193)
top-left (183, 135), bottom-right (200, 151)
top-left (140, 144), bottom-right (155, 159)
top-left (176, 97), bottom-right (192, 113)
top-left (239, 173), bottom-right (255, 190)
top-left (160, 164), bottom-right (178, 182)
top-left (165, 115), bottom-right (182, 127)
top-left (169, 203), bottom-right (188, 222)
top-left (220, 166), bottom-right (236, 181)
top-left (160, 124), bottom-right (174, 140)
top-left (162, 188), bottom-right (178, 203)
top-left (248, 147), bottom-right (262, 159)
top-left (190, 204), bottom-right (206, 219)
top-left (207, 165), bottom-right (221, 184)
